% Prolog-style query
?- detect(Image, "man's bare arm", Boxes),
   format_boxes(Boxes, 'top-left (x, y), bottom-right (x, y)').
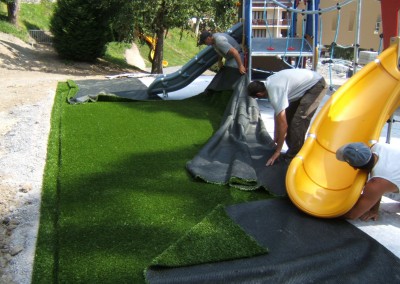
top-left (343, 178), bottom-right (396, 220)
top-left (267, 111), bottom-right (287, 166)
top-left (228, 47), bottom-right (246, 74)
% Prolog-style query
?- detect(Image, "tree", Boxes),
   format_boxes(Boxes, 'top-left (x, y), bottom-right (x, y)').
top-left (214, 0), bottom-right (240, 31)
top-left (50, 0), bottom-right (112, 62)
top-left (130, 0), bottom-right (239, 74)
top-left (49, 0), bottom-right (239, 68)
top-left (130, 0), bottom-right (195, 74)
top-left (1, 0), bottom-right (20, 26)
top-left (100, 0), bottom-right (135, 42)
top-left (188, 0), bottom-right (214, 36)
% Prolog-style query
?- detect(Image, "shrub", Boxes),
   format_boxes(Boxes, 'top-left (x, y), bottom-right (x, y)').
top-left (50, 0), bottom-right (111, 62)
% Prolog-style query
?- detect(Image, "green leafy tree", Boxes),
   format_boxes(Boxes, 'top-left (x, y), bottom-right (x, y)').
top-left (130, 0), bottom-right (194, 74)
top-left (130, 0), bottom-right (239, 74)
top-left (1, 0), bottom-right (20, 26)
top-left (196, 0), bottom-right (240, 33)
top-left (190, 0), bottom-right (214, 35)
top-left (99, 0), bottom-right (135, 42)
top-left (49, 0), bottom-right (239, 67)
top-left (213, 0), bottom-right (240, 31)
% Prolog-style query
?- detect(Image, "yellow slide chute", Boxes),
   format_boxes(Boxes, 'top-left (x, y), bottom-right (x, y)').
top-left (286, 37), bottom-right (400, 218)
top-left (144, 35), bottom-right (168, 67)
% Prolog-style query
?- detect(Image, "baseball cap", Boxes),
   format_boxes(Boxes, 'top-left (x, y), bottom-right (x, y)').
top-left (336, 142), bottom-right (372, 167)
top-left (198, 31), bottom-right (211, 45)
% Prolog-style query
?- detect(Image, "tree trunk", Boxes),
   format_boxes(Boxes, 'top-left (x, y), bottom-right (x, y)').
top-left (151, 28), bottom-right (164, 74)
top-left (7, 0), bottom-right (20, 26)
top-left (150, 0), bottom-right (166, 74)
top-left (195, 17), bottom-right (200, 36)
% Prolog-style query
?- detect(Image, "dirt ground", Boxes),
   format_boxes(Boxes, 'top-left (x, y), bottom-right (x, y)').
top-left (0, 32), bottom-right (142, 283)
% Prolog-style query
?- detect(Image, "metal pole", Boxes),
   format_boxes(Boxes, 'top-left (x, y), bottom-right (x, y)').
top-left (386, 115), bottom-right (393, 143)
top-left (312, 0), bottom-right (317, 70)
top-left (248, 0), bottom-right (253, 82)
top-left (353, 0), bottom-right (361, 74)
top-left (270, 0), bottom-right (354, 15)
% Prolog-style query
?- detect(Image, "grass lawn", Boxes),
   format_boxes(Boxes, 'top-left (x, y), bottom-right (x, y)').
top-left (32, 82), bottom-right (271, 283)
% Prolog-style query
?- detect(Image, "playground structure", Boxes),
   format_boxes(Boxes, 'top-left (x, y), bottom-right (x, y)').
top-left (285, 0), bottom-right (400, 217)
top-left (147, 0), bottom-right (356, 96)
top-left (244, 0), bottom-right (316, 80)
top-left (286, 39), bottom-right (400, 217)
top-left (147, 0), bottom-right (311, 97)
top-left (146, 0), bottom-right (400, 217)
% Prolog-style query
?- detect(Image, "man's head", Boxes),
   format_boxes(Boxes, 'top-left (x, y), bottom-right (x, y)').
top-left (247, 81), bottom-right (267, 98)
top-left (336, 142), bottom-right (373, 169)
top-left (198, 31), bottom-right (212, 46)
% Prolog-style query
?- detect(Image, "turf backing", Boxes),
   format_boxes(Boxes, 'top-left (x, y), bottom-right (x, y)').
top-left (32, 82), bottom-right (271, 283)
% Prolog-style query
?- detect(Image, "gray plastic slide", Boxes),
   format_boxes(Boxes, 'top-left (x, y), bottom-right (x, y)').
top-left (147, 22), bottom-right (243, 97)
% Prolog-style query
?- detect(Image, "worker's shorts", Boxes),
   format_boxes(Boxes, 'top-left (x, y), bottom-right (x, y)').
top-left (285, 77), bottom-right (328, 158)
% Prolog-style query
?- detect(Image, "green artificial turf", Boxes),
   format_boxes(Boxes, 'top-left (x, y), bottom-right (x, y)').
top-left (32, 82), bottom-right (271, 283)
top-left (147, 204), bottom-right (267, 270)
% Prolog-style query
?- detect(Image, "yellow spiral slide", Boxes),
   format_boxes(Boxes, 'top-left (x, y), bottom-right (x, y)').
top-left (286, 37), bottom-right (400, 218)
top-left (144, 35), bottom-right (168, 67)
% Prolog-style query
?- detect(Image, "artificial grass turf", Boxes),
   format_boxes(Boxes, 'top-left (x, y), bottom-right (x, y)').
top-left (32, 81), bottom-right (271, 283)
top-left (147, 204), bottom-right (267, 270)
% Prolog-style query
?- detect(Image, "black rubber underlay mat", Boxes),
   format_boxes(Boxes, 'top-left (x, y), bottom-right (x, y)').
top-left (187, 75), bottom-right (288, 195)
top-left (68, 77), bottom-right (159, 104)
top-left (146, 198), bottom-right (400, 283)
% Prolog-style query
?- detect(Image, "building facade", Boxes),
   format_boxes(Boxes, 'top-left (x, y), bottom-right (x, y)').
top-left (299, 0), bottom-right (383, 51)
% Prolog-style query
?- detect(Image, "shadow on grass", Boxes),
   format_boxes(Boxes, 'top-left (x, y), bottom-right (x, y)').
top-left (37, 145), bottom-right (268, 283)
top-left (22, 20), bottom-right (40, 31)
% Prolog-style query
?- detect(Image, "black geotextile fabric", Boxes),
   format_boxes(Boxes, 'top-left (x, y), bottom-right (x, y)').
top-left (187, 75), bottom-right (288, 195)
top-left (68, 77), bottom-right (160, 104)
top-left (146, 198), bottom-right (400, 284)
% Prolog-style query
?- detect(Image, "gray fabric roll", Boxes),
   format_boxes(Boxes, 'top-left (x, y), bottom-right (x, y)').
top-left (187, 76), bottom-right (288, 194)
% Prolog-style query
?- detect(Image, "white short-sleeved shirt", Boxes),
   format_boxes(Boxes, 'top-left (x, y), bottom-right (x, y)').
top-left (264, 69), bottom-right (322, 115)
top-left (212, 33), bottom-right (242, 68)
top-left (370, 143), bottom-right (400, 191)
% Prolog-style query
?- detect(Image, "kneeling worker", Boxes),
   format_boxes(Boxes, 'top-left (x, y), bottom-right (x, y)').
top-left (336, 142), bottom-right (400, 221)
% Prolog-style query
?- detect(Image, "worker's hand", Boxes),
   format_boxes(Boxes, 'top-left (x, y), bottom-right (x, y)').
top-left (238, 64), bottom-right (246, 74)
top-left (359, 210), bottom-right (379, 221)
top-left (266, 151), bottom-right (280, 166)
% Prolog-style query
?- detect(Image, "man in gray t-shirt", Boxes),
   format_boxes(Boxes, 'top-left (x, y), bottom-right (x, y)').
top-left (247, 69), bottom-right (327, 166)
top-left (199, 31), bottom-right (246, 75)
